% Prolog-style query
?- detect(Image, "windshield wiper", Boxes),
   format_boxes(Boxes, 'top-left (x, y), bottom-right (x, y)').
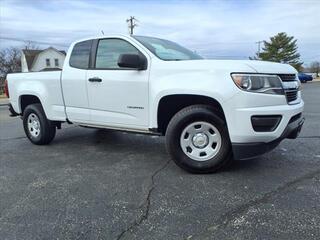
top-left (165, 59), bottom-right (184, 61)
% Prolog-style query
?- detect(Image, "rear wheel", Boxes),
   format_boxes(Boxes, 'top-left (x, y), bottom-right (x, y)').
top-left (23, 103), bottom-right (56, 145)
top-left (166, 105), bottom-right (232, 173)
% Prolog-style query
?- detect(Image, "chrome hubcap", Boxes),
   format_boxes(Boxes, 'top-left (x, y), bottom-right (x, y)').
top-left (180, 121), bottom-right (222, 161)
top-left (192, 133), bottom-right (209, 148)
top-left (27, 113), bottom-right (41, 137)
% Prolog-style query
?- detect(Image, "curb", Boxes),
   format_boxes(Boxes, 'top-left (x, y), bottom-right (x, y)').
top-left (0, 98), bottom-right (9, 106)
top-left (307, 80), bottom-right (320, 83)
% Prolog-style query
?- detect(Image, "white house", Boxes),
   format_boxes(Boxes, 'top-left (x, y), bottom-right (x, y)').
top-left (21, 47), bottom-right (66, 72)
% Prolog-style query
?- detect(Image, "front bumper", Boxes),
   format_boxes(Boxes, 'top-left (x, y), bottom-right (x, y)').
top-left (232, 113), bottom-right (305, 160)
top-left (224, 91), bottom-right (304, 143)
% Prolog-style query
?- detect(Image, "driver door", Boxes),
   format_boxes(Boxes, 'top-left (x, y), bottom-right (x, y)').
top-left (86, 38), bottom-right (149, 128)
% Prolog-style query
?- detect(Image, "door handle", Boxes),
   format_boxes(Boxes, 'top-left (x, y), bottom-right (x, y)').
top-left (88, 77), bottom-right (102, 82)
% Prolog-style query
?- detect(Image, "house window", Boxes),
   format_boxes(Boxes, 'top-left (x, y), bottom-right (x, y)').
top-left (46, 58), bottom-right (50, 67)
top-left (55, 59), bottom-right (59, 67)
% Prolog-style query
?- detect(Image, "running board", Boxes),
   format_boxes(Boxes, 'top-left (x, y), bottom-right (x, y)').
top-left (77, 123), bottom-right (161, 135)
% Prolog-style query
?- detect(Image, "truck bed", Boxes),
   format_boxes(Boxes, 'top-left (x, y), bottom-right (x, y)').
top-left (7, 71), bottom-right (66, 121)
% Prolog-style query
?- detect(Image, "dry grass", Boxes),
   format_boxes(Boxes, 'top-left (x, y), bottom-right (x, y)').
top-left (0, 94), bottom-right (8, 99)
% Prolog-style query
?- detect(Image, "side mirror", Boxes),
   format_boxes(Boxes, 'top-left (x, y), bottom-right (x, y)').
top-left (118, 54), bottom-right (147, 70)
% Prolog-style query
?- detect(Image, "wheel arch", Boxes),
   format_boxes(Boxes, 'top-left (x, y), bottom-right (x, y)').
top-left (156, 94), bottom-right (227, 135)
top-left (19, 94), bottom-right (43, 114)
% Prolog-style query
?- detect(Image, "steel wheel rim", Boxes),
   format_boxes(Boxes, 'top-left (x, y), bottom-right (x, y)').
top-left (27, 113), bottom-right (41, 138)
top-left (180, 121), bottom-right (222, 161)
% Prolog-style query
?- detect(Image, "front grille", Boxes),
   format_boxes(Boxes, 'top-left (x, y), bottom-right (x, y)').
top-left (278, 74), bottom-right (296, 82)
top-left (278, 74), bottom-right (299, 103)
top-left (285, 89), bottom-right (298, 102)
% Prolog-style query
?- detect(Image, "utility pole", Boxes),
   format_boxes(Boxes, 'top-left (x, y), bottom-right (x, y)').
top-left (255, 40), bottom-right (263, 58)
top-left (126, 16), bottom-right (138, 35)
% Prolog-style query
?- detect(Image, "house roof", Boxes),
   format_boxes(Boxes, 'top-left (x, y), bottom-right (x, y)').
top-left (22, 48), bottom-right (66, 70)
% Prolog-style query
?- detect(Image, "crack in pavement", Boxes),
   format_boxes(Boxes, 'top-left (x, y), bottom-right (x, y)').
top-left (190, 168), bottom-right (320, 240)
top-left (116, 159), bottom-right (171, 240)
top-left (0, 136), bottom-right (26, 141)
top-left (298, 136), bottom-right (320, 139)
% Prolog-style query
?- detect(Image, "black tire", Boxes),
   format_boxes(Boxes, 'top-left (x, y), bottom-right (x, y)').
top-left (23, 103), bottom-right (56, 145)
top-left (165, 105), bottom-right (232, 173)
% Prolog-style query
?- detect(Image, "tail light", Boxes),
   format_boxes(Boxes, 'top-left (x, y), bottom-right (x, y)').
top-left (4, 79), bottom-right (9, 98)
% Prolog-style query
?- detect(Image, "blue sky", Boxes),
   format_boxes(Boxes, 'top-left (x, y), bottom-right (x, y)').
top-left (1, 0), bottom-right (319, 65)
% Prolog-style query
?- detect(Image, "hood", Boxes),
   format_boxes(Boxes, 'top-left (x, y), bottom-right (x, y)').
top-left (160, 59), bottom-right (297, 75)
top-left (240, 60), bottom-right (297, 74)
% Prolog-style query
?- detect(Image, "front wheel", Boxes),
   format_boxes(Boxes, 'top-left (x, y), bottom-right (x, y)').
top-left (23, 103), bottom-right (56, 145)
top-left (166, 105), bottom-right (232, 173)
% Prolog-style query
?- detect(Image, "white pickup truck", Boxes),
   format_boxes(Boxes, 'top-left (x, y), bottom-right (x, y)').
top-left (6, 35), bottom-right (304, 173)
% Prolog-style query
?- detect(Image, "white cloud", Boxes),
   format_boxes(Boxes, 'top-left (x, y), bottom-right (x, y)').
top-left (0, 0), bottom-right (319, 64)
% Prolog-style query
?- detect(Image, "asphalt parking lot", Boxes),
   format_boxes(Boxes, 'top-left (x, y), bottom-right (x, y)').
top-left (0, 82), bottom-right (320, 240)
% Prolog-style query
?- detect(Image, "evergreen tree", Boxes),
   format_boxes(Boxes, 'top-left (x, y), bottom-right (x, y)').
top-left (258, 32), bottom-right (303, 71)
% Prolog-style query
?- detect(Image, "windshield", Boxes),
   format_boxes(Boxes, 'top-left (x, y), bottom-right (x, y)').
top-left (133, 36), bottom-right (203, 61)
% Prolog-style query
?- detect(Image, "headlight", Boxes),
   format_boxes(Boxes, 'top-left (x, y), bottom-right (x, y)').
top-left (231, 74), bottom-right (284, 95)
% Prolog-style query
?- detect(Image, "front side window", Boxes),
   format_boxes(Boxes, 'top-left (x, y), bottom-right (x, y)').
top-left (95, 39), bottom-right (140, 69)
top-left (46, 58), bottom-right (50, 67)
top-left (54, 58), bottom-right (59, 67)
top-left (133, 36), bottom-right (203, 61)
top-left (69, 40), bottom-right (92, 69)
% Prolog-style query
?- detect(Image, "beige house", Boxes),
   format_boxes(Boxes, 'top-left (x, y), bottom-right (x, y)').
top-left (21, 47), bottom-right (66, 72)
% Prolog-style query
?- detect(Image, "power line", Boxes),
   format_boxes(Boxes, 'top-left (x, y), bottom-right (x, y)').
top-left (1, 36), bottom-right (317, 62)
top-left (0, 37), bottom-right (68, 47)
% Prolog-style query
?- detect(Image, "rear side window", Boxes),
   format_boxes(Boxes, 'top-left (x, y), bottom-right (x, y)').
top-left (69, 40), bottom-right (92, 69)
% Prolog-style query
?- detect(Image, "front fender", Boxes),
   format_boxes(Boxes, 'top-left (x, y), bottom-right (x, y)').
top-left (149, 71), bottom-right (239, 128)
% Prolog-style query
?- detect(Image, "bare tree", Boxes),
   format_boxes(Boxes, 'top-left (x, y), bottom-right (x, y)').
top-left (23, 41), bottom-right (40, 50)
top-left (0, 41), bottom-right (40, 77)
top-left (0, 47), bottom-right (21, 77)
top-left (310, 61), bottom-right (320, 77)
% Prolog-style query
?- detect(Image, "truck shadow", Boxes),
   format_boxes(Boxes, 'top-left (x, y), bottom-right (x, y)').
top-left (53, 126), bottom-right (263, 173)
top-left (54, 127), bottom-right (168, 156)
top-left (226, 157), bottom-right (265, 172)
